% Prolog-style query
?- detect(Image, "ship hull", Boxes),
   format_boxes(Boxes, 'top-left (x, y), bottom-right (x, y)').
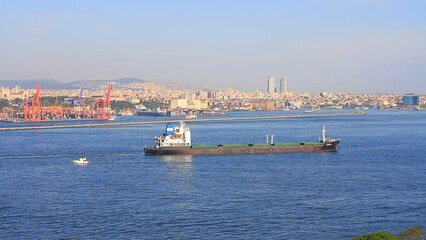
top-left (144, 141), bottom-right (340, 155)
top-left (136, 111), bottom-right (167, 117)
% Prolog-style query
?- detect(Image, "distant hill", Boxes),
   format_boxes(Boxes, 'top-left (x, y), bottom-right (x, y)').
top-left (161, 81), bottom-right (211, 91)
top-left (0, 79), bottom-right (75, 89)
top-left (69, 77), bottom-right (146, 87)
top-left (114, 78), bottom-right (146, 84)
top-left (0, 78), bottom-right (146, 89)
top-left (0, 78), bottom-right (209, 91)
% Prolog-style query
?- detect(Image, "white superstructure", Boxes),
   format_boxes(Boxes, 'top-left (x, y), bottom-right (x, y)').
top-left (153, 122), bottom-right (192, 148)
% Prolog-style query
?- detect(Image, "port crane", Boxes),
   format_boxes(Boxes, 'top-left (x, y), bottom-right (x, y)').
top-left (94, 84), bottom-right (112, 119)
top-left (23, 83), bottom-right (41, 121)
top-left (20, 83), bottom-right (112, 122)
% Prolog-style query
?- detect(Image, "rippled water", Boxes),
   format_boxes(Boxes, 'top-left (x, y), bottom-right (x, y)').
top-left (1, 110), bottom-right (425, 239)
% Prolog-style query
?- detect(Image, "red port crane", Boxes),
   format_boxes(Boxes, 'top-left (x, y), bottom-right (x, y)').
top-left (95, 83), bottom-right (112, 119)
top-left (23, 83), bottom-right (41, 121)
top-left (21, 82), bottom-right (112, 121)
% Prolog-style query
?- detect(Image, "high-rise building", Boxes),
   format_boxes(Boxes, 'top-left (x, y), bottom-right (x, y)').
top-left (280, 77), bottom-right (288, 93)
top-left (402, 94), bottom-right (419, 106)
top-left (207, 91), bottom-right (216, 99)
top-left (267, 76), bottom-right (275, 93)
top-left (320, 92), bottom-right (328, 97)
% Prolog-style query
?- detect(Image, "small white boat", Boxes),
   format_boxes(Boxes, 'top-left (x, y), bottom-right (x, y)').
top-left (184, 114), bottom-right (197, 119)
top-left (73, 157), bottom-right (89, 165)
top-left (304, 105), bottom-right (320, 113)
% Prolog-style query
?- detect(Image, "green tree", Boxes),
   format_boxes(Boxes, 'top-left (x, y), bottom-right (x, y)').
top-left (39, 96), bottom-right (73, 107)
top-left (0, 99), bottom-right (10, 110)
top-left (111, 100), bottom-right (135, 111)
top-left (352, 232), bottom-right (397, 240)
top-left (141, 101), bottom-right (160, 109)
top-left (11, 98), bottom-right (23, 105)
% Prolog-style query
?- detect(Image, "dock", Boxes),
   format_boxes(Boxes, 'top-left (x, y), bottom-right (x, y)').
top-left (0, 112), bottom-right (363, 131)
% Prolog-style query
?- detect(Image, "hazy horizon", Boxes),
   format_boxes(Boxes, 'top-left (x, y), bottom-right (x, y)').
top-left (1, 0), bottom-right (425, 93)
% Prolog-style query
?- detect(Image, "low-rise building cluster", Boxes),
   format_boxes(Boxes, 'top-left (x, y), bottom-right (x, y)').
top-left (1, 82), bottom-right (425, 111)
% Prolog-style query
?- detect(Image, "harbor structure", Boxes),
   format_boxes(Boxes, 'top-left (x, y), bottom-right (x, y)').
top-left (1, 83), bottom-right (113, 122)
top-left (0, 112), bottom-right (363, 131)
top-left (267, 76), bottom-right (275, 93)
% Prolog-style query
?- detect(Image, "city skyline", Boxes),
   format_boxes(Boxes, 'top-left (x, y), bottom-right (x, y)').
top-left (1, 1), bottom-right (425, 93)
top-left (0, 76), bottom-right (426, 95)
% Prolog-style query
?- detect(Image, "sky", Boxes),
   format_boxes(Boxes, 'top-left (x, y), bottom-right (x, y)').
top-left (0, 0), bottom-right (425, 93)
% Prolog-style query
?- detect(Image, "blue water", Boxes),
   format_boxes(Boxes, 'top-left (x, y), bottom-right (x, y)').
top-left (1, 110), bottom-right (425, 239)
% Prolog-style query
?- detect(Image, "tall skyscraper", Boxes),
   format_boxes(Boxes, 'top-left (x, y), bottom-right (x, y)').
top-left (267, 76), bottom-right (275, 93)
top-left (280, 76), bottom-right (288, 93)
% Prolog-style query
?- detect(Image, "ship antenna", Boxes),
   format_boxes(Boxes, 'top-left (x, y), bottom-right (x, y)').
top-left (322, 124), bottom-right (326, 143)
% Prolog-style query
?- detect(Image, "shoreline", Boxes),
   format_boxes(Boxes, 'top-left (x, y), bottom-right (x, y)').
top-left (0, 112), bottom-right (363, 131)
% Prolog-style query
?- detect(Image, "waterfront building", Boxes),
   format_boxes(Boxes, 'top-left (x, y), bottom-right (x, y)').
top-left (0, 86), bottom-right (29, 100)
top-left (187, 99), bottom-right (208, 110)
top-left (251, 100), bottom-right (275, 110)
top-left (267, 76), bottom-right (275, 93)
top-left (170, 96), bottom-right (208, 110)
top-left (170, 98), bottom-right (188, 109)
top-left (280, 77), bottom-right (288, 93)
top-left (402, 94), bottom-right (419, 106)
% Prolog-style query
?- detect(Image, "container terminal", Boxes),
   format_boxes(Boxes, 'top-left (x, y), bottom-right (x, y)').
top-left (0, 83), bottom-right (113, 123)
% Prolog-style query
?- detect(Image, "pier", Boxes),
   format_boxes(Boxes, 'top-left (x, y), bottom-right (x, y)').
top-left (0, 112), bottom-right (363, 131)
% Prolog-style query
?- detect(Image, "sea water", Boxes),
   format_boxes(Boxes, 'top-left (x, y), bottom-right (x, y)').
top-left (1, 110), bottom-right (425, 239)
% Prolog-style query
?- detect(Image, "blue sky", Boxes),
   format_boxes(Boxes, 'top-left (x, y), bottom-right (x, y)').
top-left (1, 0), bottom-right (425, 93)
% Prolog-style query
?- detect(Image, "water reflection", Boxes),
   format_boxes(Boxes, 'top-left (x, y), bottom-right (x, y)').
top-left (158, 155), bottom-right (193, 164)
top-left (158, 155), bottom-right (194, 176)
top-left (158, 155), bottom-right (194, 195)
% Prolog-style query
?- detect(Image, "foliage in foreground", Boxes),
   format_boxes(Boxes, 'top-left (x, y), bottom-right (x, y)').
top-left (352, 232), bottom-right (397, 240)
top-left (352, 226), bottom-right (424, 240)
top-left (396, 226), bottom-right (424, 240)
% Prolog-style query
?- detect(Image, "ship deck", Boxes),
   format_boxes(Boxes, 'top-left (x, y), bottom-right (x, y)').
top-left (191, 142), bottom-right (324, 149)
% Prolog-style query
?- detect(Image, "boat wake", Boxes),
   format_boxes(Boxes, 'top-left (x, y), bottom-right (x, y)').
top-left (0, 152), bottom-right (142, 160)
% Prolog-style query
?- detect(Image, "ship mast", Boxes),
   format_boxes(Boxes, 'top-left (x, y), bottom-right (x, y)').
top-left (322, 125), bottom-right (326, 143)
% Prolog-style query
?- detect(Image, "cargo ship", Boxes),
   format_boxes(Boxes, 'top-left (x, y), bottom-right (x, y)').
top-left (135, 105), bottom-right (168, 117)
top-left (199, 110), bottom-right (226, 116)
top-left (144, 122), bottom-right (340, 155)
